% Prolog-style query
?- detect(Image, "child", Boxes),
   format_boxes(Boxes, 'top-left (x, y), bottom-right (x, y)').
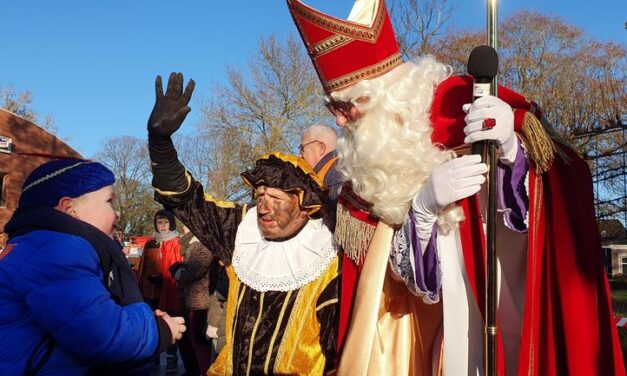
top-left (0, 159), bottom-right (186, 375)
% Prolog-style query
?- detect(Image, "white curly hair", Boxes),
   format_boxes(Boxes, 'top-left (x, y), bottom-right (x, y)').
top-left (333, 56), bottom-right (464, 230)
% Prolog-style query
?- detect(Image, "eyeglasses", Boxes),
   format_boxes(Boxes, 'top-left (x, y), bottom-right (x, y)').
top-left (299, 140), bottom-right (321, 153)
top-left (324, 96), bottom-right (356, 121)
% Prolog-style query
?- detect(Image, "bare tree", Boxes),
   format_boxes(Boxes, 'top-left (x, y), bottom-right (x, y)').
top-left (500, 12), bottom-right (626, 222)
top-left (432, 31), bottom-right (484, 73)
top-left (175, 133), bottom-right (212, 190)
top-left (0, 84), bottom-right (58, 134)
top-left (434, 11), bottom-right (627, 221)
top-left (94, 136), bottom-right (159, 236)
top-left (388, 0), bottom-right (456, 59)
top-left (197, 34), bottom-right (329, 202)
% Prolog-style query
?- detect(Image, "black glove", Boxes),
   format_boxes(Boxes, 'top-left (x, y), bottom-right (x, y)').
top-left (148, 72), bottom-right (195, 140)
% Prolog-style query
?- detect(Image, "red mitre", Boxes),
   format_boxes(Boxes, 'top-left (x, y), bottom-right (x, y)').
top-left (287, 0), bottom-right (402, 94)
top-left (430, 75), bottom-right (543, 148)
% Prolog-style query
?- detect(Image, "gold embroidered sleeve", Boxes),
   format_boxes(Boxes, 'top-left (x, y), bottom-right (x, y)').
top-left (155, 175), bottom-right (243, 266)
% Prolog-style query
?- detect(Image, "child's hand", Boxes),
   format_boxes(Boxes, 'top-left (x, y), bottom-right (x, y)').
top-left (161, 313), bottom-right (186, 344)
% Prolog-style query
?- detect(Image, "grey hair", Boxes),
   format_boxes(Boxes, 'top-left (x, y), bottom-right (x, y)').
top-left (303, 124), bottom-right (338, 149)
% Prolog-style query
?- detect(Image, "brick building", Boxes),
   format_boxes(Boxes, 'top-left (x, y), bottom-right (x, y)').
top-left (0, 108), bottom-right (81, 236)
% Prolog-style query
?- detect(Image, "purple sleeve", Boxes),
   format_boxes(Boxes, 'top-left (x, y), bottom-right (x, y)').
top-left (389, 141), bottom-right (529, 302)
top-left (390, 210), bottom-right (441, 304)
top-left (497, 140), bottom-right (529, 233)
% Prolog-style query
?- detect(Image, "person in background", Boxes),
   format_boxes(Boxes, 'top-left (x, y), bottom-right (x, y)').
top-left (144, 209), bottom-right (197, 374)
top-left (138, 219), bottom-right (164, 310)
top-left (300, 124), bottom-right (343, 201)
top-left (0, 159), bottom-right (185, 375)
top-left (205, 260), bottom-right (228, 364)
top-left (171, 226), bottom-right (215, 375)
top-left (149, 209), bottom-right (182, 316)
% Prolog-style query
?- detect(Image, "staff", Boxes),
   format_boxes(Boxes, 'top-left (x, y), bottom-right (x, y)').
top-left (485, 0), bottom-right (498, 375)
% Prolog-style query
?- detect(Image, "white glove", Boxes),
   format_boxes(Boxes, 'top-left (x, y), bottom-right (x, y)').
top-left (463, 96), bottom-right (518, 164)
top-left (411, 155), bottom-right (487, 252)
top-left (205, 325), bottom-right (218, 339)
top-left (413, 155), bottom-right (488, 215)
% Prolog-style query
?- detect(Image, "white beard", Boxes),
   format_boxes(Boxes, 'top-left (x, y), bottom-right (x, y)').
top-left (338, 104), bottom-right (449, 225)
top-left (334, 57), bottom-right (461, 227)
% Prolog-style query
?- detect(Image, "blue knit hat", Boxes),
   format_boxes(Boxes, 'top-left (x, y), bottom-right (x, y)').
top-left (19, 159), bottom-right (115, 207)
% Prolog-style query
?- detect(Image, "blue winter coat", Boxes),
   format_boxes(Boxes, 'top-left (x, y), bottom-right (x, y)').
top-left (0, 230), bottom-right (159, 375)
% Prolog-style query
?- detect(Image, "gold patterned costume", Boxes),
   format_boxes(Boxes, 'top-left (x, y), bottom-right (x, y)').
top-left (152, 154), bottom-right (339, 375)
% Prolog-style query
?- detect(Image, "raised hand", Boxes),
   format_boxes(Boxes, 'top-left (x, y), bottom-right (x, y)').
top-left (147, 72), bottom-right (195, 139)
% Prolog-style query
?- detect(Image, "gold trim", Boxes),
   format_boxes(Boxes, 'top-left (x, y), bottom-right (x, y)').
top-left (246, 292), bottom-right (265, 376)
top-left (289, 0), bottom-right (386, 42)
top-left (236, 284), bottom-right (247, 308)
top-left (526, 173), bottom-right (543, 376)
top-left (336, 203), bottom-right (377, 264)
top-left (243, 152), bottom-right (322, 188)
top-left (242, 153), bottom-right (324, 217)
top-left (232, 284), bottom-right (247, 344)
top-left (310, 34), bottom-right (353, 58)
top-left (533, 175), bottom-right (543, 249)
top-left (280, 276), bottom-right (324, 369)
top-left (210, 266), bottom-right (241, 375)
top-left (272, 257), bottom-right (338, 374)
top-left (259, 152), bottom-right (320, 182)
top-left (518, 112), bottom-right (555, 174)
top-left (324, 52), bottom-right (402, 93)
top-left (264, 290), bottom-right (294, 374)
top-left (154, 171), bottom-right (192, 196)
top-left (203, 193), bottom-right (236, 208)
top-left (315, 298), bottom-right (338, 312)
top-left (452, 143), bottom-right (472, 157)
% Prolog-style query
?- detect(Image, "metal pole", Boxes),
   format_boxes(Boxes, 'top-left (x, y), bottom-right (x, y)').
top-left (485, 1), bottom-right (498, 376)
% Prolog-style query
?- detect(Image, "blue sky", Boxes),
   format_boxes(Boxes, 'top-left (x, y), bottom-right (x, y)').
top-left (1, 0), bottom-right (625, 158)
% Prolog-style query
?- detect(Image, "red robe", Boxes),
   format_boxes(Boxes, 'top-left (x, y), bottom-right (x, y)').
top-left (158, 237), bottom-right (183, 313)
top-left (337, 76), bottom-right (625, 375)
top-left (519, 145), bottom-right (623, 374)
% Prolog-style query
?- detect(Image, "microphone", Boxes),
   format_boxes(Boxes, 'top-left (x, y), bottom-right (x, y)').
top-left (467, 45), bottom-right (498, 158)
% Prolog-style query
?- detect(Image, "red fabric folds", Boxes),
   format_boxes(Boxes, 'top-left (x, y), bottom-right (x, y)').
top-left (458, 144), bottom-right (625, 375)
top-left (516, 145), bottom-right (625, 375)
top-left (158, 238), bottom-right (183, 313)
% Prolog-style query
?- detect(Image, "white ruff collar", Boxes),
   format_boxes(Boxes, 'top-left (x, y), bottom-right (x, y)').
top-left (232, 206), bottom-right (337, 292)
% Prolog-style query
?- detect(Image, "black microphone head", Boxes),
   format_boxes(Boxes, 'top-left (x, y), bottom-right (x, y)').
top-left (467, 45), bottom-right (498, 81)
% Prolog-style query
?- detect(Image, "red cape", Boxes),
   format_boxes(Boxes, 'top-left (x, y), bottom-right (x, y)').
top-left (519, 145), bottom-right (623, 374)
top-left (454, 145), bottom-right (625, 375)
top-left (434, 76), bottom-right (625, 375)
